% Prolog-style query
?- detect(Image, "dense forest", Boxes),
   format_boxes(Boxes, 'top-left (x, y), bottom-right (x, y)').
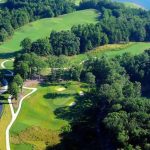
top-left (46, 50), bottom-right (150, 150)
top-left (13, 48), bottom-right (150, 150)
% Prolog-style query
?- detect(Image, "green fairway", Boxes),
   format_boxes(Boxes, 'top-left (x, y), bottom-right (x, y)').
top-left (0, 9), bottom-right (98, 58)
top-left (10, 81), bottom-right (87, 150)
top-left (124, 2), bottom-right (143, 9)
top-left (0, 0), bottom-right (7, 3)
top-left (3, 42), bottom-right (150, 70)
top-left (68, 42), bottom-right (150, 65)
top-left (74, 0), bottom-right (81, 5)
top-left (3, 60), bottom-right (14, 70)
top-left (103, 42), bottom-right (150, 56)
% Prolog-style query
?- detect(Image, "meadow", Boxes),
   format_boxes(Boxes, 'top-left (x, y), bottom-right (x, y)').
top-left (0, 9), bottom-right (99, 58)
top-left (10, 81), bottom-right (86, 150)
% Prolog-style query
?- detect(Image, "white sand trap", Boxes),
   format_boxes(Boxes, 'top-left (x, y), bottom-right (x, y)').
top-left (57, 87), bottom-right (66, 92)
top-left (79, 91), bottom-right (84, 96)
top-left (69, 102), bottom-right (76, 106)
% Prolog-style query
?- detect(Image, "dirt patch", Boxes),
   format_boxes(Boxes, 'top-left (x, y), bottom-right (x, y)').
top-left (56, 87), bottom-right (66, 92)
top-left (24, 80), bottom-right (40, 87)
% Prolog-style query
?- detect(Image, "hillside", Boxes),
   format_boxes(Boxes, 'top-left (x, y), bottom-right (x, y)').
top-left (0, 1), bottom-right (150, 150)
top-left (113, 0), bottom-right (150, 9)
top-left (0, 9), bottom-right (98, 57)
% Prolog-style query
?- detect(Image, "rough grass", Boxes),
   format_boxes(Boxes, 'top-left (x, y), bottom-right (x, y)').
top-left (0, 94), bottom-right (11, 150)
top-left (10, 81), bottom-right (87, 150)
top-left (67, 42), bottom-right (150, 66)
top-left (124, 2), bottom-right (143, 9)
top-left (0, 9), bottom-right (99, 58)
top-left (5, 42), bottom-right (150, 71)
top-left (11, 143), bottom-right (33, 150)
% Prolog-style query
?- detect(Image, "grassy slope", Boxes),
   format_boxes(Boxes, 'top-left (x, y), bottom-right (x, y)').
top-left (0, 9), bottom-right (98, 57)
top-left (10, 81), bottom-right (86, 150)
top-left (0, 61), bottom-right (12, 150)
top-left (74, 0), bottom-right (81, 5)
top-left (67, 42), bottom-right (150, 66)
top-left (124, 2), bottom-right (143, 9)
top-left (4, 42), bottom-right (150, 70)
top-left (0, 94), bottom-right (11, 150)
top-left (112, 0), bottom-right (150, 9)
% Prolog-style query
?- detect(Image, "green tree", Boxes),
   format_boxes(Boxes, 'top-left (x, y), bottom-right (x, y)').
top-left (70, 65), bottom-right (82, 81)
top-left (13, 74), bottom-right (24, 90)
top-left (20, 38), bottom-right (32, 53)
top-left (85, 72), bottom-right (95, 87)
top-left (8, 82), bottom-right (20, 100)
top-left (31, 38), bottom-right (52, 56)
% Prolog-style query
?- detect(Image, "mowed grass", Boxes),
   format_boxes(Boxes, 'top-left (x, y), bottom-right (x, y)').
top-left (10, 81), bottom-right (86, 150)
top-left (3, 42), bottom-right (150, 70)
top-left (124, 2), bottom-right (143, 9)
top-left (0, 0), bottom-right (7, 3)
top-left (0, 9), bottom-right (99, 57)
top-left (68, 42), bottom-right (150, 65)
top-left (74, 0), bottom-right (81, 5)
top-left (2, 59), bottom-right (14, 70)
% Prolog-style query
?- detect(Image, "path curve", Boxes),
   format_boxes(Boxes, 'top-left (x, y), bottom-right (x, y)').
top-left (1, 59), bottom-right (14, 76)
top-left (0, 59), bottom-right (37, 150)
top-left (6, 87), bottom-right (37, 150)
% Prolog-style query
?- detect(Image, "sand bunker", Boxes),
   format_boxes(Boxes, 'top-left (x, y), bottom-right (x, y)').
top-left (69, 102), bottom-right (76, 106)
top-left (57, 87), bottom-right (66, 92)
top-left (79, 91), bottom-right (84, 96)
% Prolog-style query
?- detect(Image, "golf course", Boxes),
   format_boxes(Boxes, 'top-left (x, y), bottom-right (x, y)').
top-left (0, 9), bottom-right (99, 57)
top-left (0, 0), bottom-right (150, 150)
top-left (0, 8), bottom-right (98, 150)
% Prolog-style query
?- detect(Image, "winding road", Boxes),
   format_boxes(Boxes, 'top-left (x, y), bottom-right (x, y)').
top-left (1, 59), bottom-right (37, 150)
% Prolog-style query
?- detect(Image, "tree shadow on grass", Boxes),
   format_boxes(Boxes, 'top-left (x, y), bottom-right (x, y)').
top-left (39, 82), bottom-right (68, 88)
top-left (0, 101), bottom-right (9, 105)
top-left (0, 95), bottom-right (7, 100)
top-left (43, 93), bottom-right (76, 100)
top-left (0, 95), bottom-right (9, 105)
top-left (45, 93), bottom-right (104, 150)
top-left (0, 51), bottom-right (21, 59)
